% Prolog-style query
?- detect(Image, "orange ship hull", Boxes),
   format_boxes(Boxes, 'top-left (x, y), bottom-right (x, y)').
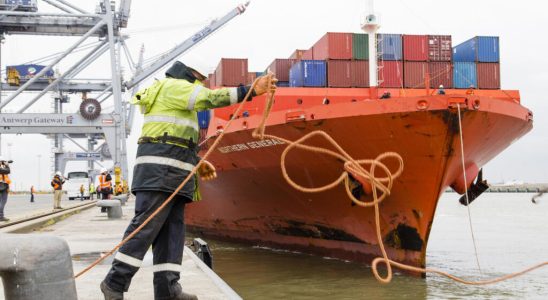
top-left (186, 88), bottom-right (532, 273)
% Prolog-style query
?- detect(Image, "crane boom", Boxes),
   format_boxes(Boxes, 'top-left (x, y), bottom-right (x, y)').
top-left (124, 2), bottom-right (250, 90)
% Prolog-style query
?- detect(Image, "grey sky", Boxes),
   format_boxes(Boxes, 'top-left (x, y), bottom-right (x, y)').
top-left (0, 0), bottom-right (547, 190)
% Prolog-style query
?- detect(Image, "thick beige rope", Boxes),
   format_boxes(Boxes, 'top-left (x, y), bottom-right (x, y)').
top-left (76, 76), bottom-right (547, 287)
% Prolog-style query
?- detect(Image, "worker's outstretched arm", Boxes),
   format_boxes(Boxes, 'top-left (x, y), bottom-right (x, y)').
top-left (192, 75), bottom-right (277, 111)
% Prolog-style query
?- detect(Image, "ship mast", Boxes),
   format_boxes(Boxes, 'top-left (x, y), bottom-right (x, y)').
top-left (361, 0), bottom-right (380, 87)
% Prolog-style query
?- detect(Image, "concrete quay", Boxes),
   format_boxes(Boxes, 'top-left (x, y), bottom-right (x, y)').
top-left (0, 198), bottom-right (241, 300)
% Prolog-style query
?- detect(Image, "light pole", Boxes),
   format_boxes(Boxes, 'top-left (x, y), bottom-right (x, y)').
top-left (7, 142), bottom-right (12, 160)
top-left (37, 154), bottom-right (42, 191)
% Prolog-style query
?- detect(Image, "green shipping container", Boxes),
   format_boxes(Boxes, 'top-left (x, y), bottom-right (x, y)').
top-left (352, 33), bottom-right (369, 60)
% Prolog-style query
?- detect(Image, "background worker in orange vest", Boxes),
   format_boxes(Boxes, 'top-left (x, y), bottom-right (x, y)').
top-left (99, 168), bottom-right (113, 200)
top-left (0, 156), bottom-right (12, 222)
top-left (51, 171), bottom-right (65, 209)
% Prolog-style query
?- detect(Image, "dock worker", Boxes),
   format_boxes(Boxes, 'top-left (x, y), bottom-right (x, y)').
top-left (30, 185), bottom-right (36, 203)
top-left (115, 184), bottom-right (124, 195)
top-left (100, 61), bottom-right (278, 300)
top-left (90, 182), bottom-right (95, 200)
top-left (466, 84), bottom-right (475, 95)
top-left (99, 168), bottom-right (113, 200)
top-left (380, 90), bottom-right (391, 99)
top-left (0, 156), bottom-right (12, 222)
top-left (437, 84), bottom-right (446, 95)
top-left (51, 171), bottom-right (65, 209)
top-left (80, 184), bottom-right (85, 201)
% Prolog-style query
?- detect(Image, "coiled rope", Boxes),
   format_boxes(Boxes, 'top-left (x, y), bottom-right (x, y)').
top-left (76, 75), bottom-right (547, 286)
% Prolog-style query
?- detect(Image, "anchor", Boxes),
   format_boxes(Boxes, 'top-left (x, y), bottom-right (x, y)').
top-left (459, 169), bottom-right (489, 206)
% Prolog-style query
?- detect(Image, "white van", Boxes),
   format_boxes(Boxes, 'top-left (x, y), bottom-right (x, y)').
top-left (65, 171), bottom-right (90, 200)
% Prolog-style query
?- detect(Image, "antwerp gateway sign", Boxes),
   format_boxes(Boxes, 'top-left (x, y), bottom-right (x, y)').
top-left (0, 114), bottom-right (76, 126)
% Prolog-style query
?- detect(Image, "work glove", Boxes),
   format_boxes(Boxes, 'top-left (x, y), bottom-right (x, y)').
top-left (198, 160), bottom-right (217, 181)
top-left (253, 73), bottom-right (278, 96)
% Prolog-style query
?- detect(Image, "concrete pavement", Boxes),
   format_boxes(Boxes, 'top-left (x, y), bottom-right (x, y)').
top-left (0, 197), bottom-right (240, 300)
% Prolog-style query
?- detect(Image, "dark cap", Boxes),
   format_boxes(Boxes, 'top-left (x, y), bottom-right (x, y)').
top-left (165, 61), bottom-right (206, 82)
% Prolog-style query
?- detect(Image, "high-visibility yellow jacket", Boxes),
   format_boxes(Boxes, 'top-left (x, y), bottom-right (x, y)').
top-left (130, 78), bottom-right (249, 201)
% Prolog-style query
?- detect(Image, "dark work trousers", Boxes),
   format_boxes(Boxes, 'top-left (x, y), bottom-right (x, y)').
top-left (104, 191), bottom-right (187, 300)
top-left (0, 190), bottom-right (8, 218)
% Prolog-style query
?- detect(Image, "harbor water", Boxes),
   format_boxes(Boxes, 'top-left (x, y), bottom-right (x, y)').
top-left (198, 193), bottom-right (548, 299)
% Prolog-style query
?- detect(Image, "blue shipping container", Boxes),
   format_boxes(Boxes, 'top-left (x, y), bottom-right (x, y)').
top-left (453, 36), bottom-right (499, 62)
top-left (197, 110), bottom-right (211, 129)
top-left (289, 60), bottom-right (326, 87)
top-left (453, 62), bottom-right (477, 89)
top-left (6, 64), bottom-right (54, 81)
top-left (377, 34), bottom-right (402, 61)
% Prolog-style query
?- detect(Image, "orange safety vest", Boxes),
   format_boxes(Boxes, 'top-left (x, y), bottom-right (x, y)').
top-left (99, 174), bottom-right (111, 189)
top-left (0, 174), bottom-right (11, 185)
top-left (51, 176), bottom-right (63, 190)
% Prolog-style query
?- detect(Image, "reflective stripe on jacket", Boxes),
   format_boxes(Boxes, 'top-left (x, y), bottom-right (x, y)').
top-left (131, 143), bottom-right (199, 201)
top-left (130, 77), bottom-right (240, 201)
top-left (99, 175), bottom-right (111, 189)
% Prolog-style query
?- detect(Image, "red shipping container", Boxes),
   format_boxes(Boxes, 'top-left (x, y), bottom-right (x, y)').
top-left (327, 60), bottom-right (352, 87)
top-left (378, 61), bottom-right (404, 88)
top-left (429, 62), bottom-right (453, 88)
top-left (207, 73), bottom-right (216, 87)
top-left (351, 60), bottom-right (369, 87)
top-left (267, 59), bottom-right (296, 82)
top-left (302, 47), bottom-right (314, 60)
top-left (403, 35), bottom-right (428, 61)
top-left (404, 62), bottom-right (429, 88)
top-left (289, 49), bottom-right (306, 60)
top-left (247, 72), bottom-right (257, 85)
top-left (215, 58), bottom-right (248, 87)
top-left (313, 32), bottom-right (353, 60)
top-left (428, 35), bottom-right (452, 61)
top-left (477, 63), bottom-right (500, 89)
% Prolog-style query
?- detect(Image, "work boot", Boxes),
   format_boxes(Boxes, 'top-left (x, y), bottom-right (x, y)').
top-left (171, 283), bottom-right (198, 300)
top-left (100, 280), bottom-right (124, 300)
top-left (0, 217), bottom-right (9, 222)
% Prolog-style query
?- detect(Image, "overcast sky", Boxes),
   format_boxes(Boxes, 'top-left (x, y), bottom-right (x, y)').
top-left (0, 0), bottom-right (547, 190)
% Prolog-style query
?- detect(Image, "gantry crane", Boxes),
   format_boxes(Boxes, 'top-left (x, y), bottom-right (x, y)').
top-left (0, 0), bottom-right (250, 191)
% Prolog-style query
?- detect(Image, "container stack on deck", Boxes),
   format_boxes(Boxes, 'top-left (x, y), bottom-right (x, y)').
top-left (453, 36), bottom-right (500, 89)
top-left (203, 33), bottom-right (501, 90)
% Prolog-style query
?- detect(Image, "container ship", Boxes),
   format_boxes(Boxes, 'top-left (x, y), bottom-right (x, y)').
top-left (186, 32), bottom-right (532, 273)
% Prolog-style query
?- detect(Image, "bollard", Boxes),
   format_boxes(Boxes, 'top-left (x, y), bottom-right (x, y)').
top-left (112, 194), bottom-right (128, 206)
top-left (0, 234), bottom-right (78, 300)
top-left (97, 200), bottom-right (123, 219)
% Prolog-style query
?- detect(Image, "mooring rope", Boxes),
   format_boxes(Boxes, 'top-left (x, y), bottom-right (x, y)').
top-left (456, 104), bottom-right (483, 274)
top-left (75, 75), bottom-right (548, 287)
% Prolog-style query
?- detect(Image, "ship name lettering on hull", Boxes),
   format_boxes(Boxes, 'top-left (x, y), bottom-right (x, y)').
top-left (218, 139), bottom-right (285, 154)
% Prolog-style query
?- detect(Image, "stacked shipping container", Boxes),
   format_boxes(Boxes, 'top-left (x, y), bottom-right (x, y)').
top-left (428, 35), bottom-right (453, 88)
top-left (214, 58), bottom-right (248, 87)
top-left (453, 36), bottom-right (500, 89)
top-left (208, 33), bottom-right (500, 91)
top-left (429, 62), bottom-right (453, 89)
top-left (267, 59), bottom-right (296, 85)
top-left (402, 35), bottom-right (427, 89)
top-left (290, 32), bottom-right (370, 88)
top-left (290, 60), bottom-right (327, 87)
